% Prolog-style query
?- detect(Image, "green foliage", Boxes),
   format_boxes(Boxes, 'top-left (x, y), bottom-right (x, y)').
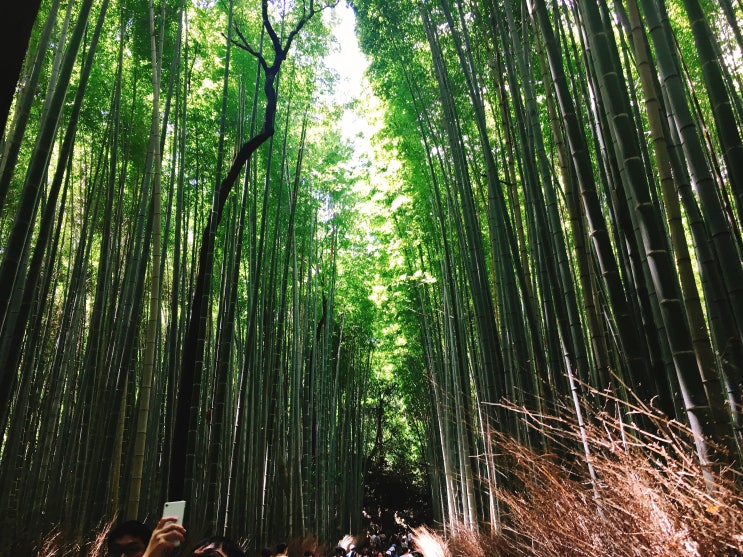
top-left (2, 0), bottom-right (743, 548)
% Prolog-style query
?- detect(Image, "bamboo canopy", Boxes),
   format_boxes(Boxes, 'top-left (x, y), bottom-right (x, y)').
top-left (0, 0), bottom-right (741, 551)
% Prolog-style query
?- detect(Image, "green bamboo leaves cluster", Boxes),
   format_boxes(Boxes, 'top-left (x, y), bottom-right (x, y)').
top-left (352, 0), bottom-right (743, 530)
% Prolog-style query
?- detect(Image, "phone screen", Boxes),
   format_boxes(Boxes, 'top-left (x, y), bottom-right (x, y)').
top-left (162, 500), bottom-right (186, 547)
top-left (162, 500), bottom-right (186, 525)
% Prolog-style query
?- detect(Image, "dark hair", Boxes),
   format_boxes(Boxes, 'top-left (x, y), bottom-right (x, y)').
top-left (194, 536), bottom-right (245, 557)
top-left (261, 548), bottom-right (274, 557)
top-left (276, 543), bottom-right (288, 553)
top-left (106, 520), bottom-right (153, 547)
top-left (106, 520), bottom-right (152, 545)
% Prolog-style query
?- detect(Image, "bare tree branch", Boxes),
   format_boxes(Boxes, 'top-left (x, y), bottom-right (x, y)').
top-left (230, 24), bottom-right (267, 71)
top-left (262, 0), bottom-right (283, 58)
top-left (231, 1), bottom-right (340, 71)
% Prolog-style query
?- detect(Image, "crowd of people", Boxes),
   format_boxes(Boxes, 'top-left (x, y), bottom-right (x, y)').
top-left (105, 516), bottom-right (422, 557)
top-left (106, 518), bottom-right (242, 557)
top-left (334, 528), bottom-right (422, 557)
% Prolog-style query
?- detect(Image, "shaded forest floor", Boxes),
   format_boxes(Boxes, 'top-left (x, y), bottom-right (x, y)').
top-left (25, 392), bottom-right (743, 557)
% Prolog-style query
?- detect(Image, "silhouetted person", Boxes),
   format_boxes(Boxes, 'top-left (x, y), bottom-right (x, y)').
top-left (107, 520), bottom-right (152, 557)
top-left (192, 536), bottom-right (246, 557)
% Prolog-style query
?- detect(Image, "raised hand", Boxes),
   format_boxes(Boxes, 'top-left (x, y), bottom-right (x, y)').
top-left (142, 516), bottom-right (187, 557)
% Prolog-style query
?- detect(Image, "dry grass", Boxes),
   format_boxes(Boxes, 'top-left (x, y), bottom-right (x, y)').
top-left (411, 390), bottom-right (743, 557)
top-left (26, 517), bottom-right (113, 557)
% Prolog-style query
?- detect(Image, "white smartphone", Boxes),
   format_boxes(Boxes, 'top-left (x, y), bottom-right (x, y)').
top-left (162, 500), bottom-right (186, 546)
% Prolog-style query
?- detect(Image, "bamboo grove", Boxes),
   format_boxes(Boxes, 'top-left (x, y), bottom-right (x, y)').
top-left (0, 0), bottom-right (377, 547)
top-left (0, 0), bottom-right (742, 551)
top-left (349, 0), bottom-right (743, 532)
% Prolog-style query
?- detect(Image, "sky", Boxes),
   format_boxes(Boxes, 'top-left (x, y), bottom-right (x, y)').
top-left (321, 2), bottom-right (379, 154)
top-left (324, 3), bottom-right (369, 103)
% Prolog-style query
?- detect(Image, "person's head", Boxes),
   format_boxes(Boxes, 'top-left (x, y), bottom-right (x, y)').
top-left (261, 547), bottom-right (274, 557)
top-left (106, 520), bottom-right (152, 557)
top-left (192, 536), bottom-right (246, 557)
top-left (276, 542), bottom-right (288, 555)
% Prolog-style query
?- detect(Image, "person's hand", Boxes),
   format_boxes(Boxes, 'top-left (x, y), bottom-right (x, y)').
top-left (142, 517), bottom-right (187, 557)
